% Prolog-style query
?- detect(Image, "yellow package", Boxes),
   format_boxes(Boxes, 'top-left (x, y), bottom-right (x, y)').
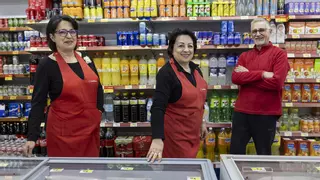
top-left (271, 133), bottom-right (281, 155)
top-left (309, 139), bottom-right (320, 156)
top-left (246, 138), bottom-right (256, 155)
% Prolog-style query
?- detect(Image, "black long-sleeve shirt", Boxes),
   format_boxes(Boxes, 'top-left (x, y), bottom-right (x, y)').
top-left (27, 53), bottom-right (104, 142)
top-left (151, 59), bottom-right (202, 140)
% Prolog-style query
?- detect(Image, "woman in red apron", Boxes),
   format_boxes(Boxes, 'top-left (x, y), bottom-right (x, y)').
top-left (147, 29), bottom-right (208, 162)
top-left (23, 15), bottom-right (103, 157)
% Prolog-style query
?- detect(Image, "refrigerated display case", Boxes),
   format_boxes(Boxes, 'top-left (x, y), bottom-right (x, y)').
top-left (19, 158), bottom-right (217, 180)
top-left (220, 155), bottom-right (320, 180)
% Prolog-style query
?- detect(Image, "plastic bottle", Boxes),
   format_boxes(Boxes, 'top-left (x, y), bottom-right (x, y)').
top-left (205, 127), bottom-right (216, 161)
top-left (289, 108), bottom-right (300, 131)
top-left (230, 93), bottom-right (237, 121)
top-left (220, 94), bottom-right (230, 122)
top-left (209, 55), bottom-right (218, 86)
top-left (111, 52), bottom-right (120, 86)
top-left (218, 54), bottom-right (227, 85)
top-left (157, 53), bottom-right (166, 72)
top-left (196, 140), bottom-right (205, 158)
top-left (192, 54), bottom-right (200, 65)
top-left (121, 92), bottom-right (130, 122)
top-left (102, 52), bottom-right (112, 86)
top-left (120, 56), bottom-right (130, 85)
top-left (104, 93), bottom-right (114, 122)
top-left (130, 92), bottom-right (138, 122)
top-left (130, 56), bottom-right (139, 85)
top-left (280, 108), bottom-right (289, 131)
top-left (93, 53), bottom-right (102, 83)
top-left (217, 128), bottom-right (228, 161)
top-left (146, 98), bottom-right (153, 122)
top-left (113, 92), bottom-right (122, 122)
top-left (148, 56), bottom-right (157, 86)
top-left (226, 128), bottom-right (232, 153)
top-left (209, 92), bottom-right (221, 122)
top-left (200, 54), bottom-right (209, 83)
top-left (138, 92), bottom-right (147, 122)
top-left (270, 21), bottom-right (277, 44)
top-left (139, 56), bottom-right (148, 85)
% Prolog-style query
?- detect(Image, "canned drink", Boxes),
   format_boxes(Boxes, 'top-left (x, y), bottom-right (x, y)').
top-left (117, 7), bottom-right (124, 18)
top-left (159, 5), bottom-right (166, 17)
top-left (192, 5), bottom-right (199, 17)
top-left (199, 5), bottom-right (205, 17)
top-left (173, 5), bottom-right (179, 17)
top-left (180, 5), bottom-right (186, 17)
top-left (217, 2), bottom-right (224, 16)
top-left (228, 21), bottom-right (234, 33)
top-left (227, 32), bottom-right (234, 45)
top-left (111, 7), bottom-right (117, 18)
top-left (147, 33), bottom-right (153, 46)
top-left (133, 31), bottom-right (139, 45)
top-left (140, 33), bottom-right (146, 46)
top-left (127, 31), bottom-right (133, 45)
top-left (165, 5), bottom-right (173, 17)
top-left (104, 8), bottom-right (111, 18)
top-left (205, 4), bottom-right (211, 16)
top-left (221, 21), bottom-right (228, 33)
top-left (187, 4), bottom-right (193, 17)
top-left (234, 32), bottom-right (241, 45)
top-left (153, 33), bottom-right (160, 46)
top-left (160, 34), bottom-right (166, 45)
top-left (223, 2), bottom-right (229, 16)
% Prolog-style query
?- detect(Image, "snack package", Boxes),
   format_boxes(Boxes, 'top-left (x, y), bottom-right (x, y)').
top-left (283, 84), bottom-right (292, 102)
top-left (302, 84), bottom-right (311, 102)
top-left (308, 139), bottom-right (320, 156)
top-left (312, 84), bottom-right (320, 103)
top-left (292, 84), bottom-right (302, 102)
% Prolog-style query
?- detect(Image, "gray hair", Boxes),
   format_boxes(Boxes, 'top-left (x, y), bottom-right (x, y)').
top-left (251, 18), bottom-right (271, 30)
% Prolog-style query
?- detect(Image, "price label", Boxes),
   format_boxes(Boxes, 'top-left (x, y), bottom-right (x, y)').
top-left (197, 44), bottom-right (201, 49)
top-left (217, 45), bottom-right (224, 49)
top-left (21, 117), bottom-right (27, 121)
top-left (5, 75), bottom-right (13, 81)
top-left (292, 35), bottom-right (300, 39)
top-left (187, 177), bottom-right (201, 180)
top-left (100, 122), bottom-right (105, 127)
top-left (78, 47), bottom-right (87, 51)
top-left (100, 19), bottom-right (109, 22)
top-left (139, 85), bottom-right (147, 89)
top-left (9, 96), bottom-right (17, 100)
top-left (9, 27), bottom-right (17, 31)
top-left (113, 123), bottom-right (121, 127)
top-left (27, 96), bottom-right (32, 100)
top-left (27, 20), bottom-right (35, 24)
top-left (316, 79), bottom-right (320, 83)
top-left (0, 96), bottom-right (3, 100)
top-left (286, 79), bottom-right (295, 83)
top-left (40, 123), bottom-right (45, 127)
top-left (231, 85), bottom-right (238, 89)
top-left (284, 131), bottom-right (292, 136)
top-left (212, 16), bottom-right (221, 20)
top-left (125, 85), bottom-right (132, 89)
top-left (0, 163), bottom-right (8, 167)
top-left (288, 15), bottom-right (296, 19)
top-left (273, 44), bottom-right (279, 47)
top-left (251, 167), bottom-right (266, 172)
top-left (4, 176), bottom-right (12, 180)
top-left (284, 103), bottom-right (293, 107)
top-left (130, 123), bottom-right (138, 127)
top-left (287, 53), bottom-right (295, 58)
top-left (214, 85), bottom-right (222, 89)
top-left (248, 44), bottom-right (254, 48)
top-left (12, 51), bottom-right (19, 55)
top-left (29, 47), bottom-right (38, 51)
top-left (301, 132), bottom-right (308, 137)
top-left (240, 16), bottom-right (249, 19)
top-left (121, 46), bottom-right (130, 50)
top-left (189, 17), bottom-right (197, 20)
top-left (80, 169), bottom-right (93, 173)
top-left (121, 167), bottom-right (134, 171)
top-left (104, 87), bottom-right (114, 93)
top-left (303, 54), bottom-right (311, 58)
top-left (50, 168), bottom-right (64, 173)
top-left (88, 19), bottom-right (95, 23)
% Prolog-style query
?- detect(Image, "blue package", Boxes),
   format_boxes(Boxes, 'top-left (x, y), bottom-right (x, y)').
top-left (305, 2), bottom-right (310, 15)
top-left (24, 103), bottom-right (31, 117)
top-left (116, 31), bottom-right (122, 45)
top-left (221, 21), bottom-right (228, 33)
top-left (8, 103), bottom-right (22, 117)
top-left (220, 33), bottom-right (227, 45)
top-left (250, 38), bottom-right (254, 44)
top-left (127, 31), bottom-right (133, 46)
top-left (0, 104), bottom-right (6, 117)
top-left (234, 32), bottom-right (241, 45)
top-left (299, 2), bottom-right (305, 15)
top-left (207, 31), bottom-right (213, 45)
top-left (294, 2), bottom-right (299, 15)
top-left (310, 2), bottom-right (316, 15)
top-left (227, 33), bottom-right (234, 45)
top-left (213, 32), bottom-right (220, 45)
top-left (152, 34), bottom-right (159, 46)
top-left (228, 21), bottom-right (234, 33)
top-left (139, 22), bottom-right (146, 34)
top-left (226, 55), bottom-right (235, 67)
top-left (202, 31), bottom-right (208, 44)
top-left (132, 31), bottom-right (139, 45)
top-left (316, 2), bottom-right (320, 15)
top-left (122, 32), bottom-right (128, 45)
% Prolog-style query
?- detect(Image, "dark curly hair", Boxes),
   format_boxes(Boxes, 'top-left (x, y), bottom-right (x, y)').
top-left (46, 15), bottom-right (78, 52)
top-left (167, 28), bottom-right (197, 58)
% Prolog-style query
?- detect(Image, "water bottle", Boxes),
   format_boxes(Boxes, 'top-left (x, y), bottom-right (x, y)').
top-left (104, 93), bottom-right (114, 122)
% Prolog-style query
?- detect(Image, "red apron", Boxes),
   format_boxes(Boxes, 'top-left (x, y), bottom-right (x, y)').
top-left (163, 59), bottom-right (207, 158)
top-left (46, 52), bottom-right (101, 157)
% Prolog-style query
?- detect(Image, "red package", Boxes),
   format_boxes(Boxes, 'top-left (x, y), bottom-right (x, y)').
top-left (133, 136), bottom-right (152, 151)
top-left (114, 136), bottom-right (133, 152)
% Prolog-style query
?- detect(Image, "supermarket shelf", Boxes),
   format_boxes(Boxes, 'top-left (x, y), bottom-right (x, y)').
top-left (208, 85), bottom-right (238, 90)
top-left (287, 53), bottom-right (320, 58)
top-left (0, 51), bottom-right (30, 55)
top-left (0, 27), bottom-right (32, 31)
top-left (0, 96), bottom-right (31, 100)
top-left (0, 117), bottom-right (27, 122)
top-left (103, 85), bottom-right (155, 92)
top-left (285, 79), bottom-right (320, 83)
top-left (288, 15), bottom-right (320, 20)
top-left (206, 122), bottom-right (232, 128)
top-left (101, 122), bottom-right (151, 127)
top-left (286, 34), bottom-right (320, 39)
top-left (280, 131), bottom-right (320, 137)
top-left (282, 102), bottom-right (320, 107)
top-left (0, 74), bottom-right (30, 79)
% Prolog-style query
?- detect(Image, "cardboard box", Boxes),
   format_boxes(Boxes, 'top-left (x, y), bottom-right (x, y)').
top-left (288, 22), bottom-right (305, 35)
top-left (305, 22), bottom-right (320, 34)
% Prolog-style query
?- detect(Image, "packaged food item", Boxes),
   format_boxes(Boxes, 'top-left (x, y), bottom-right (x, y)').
top-left (123, 7), bottom-right (130, 18)
top-left (130, 5), bottom-right (137, 17)
top-left (165, 5), bottom-right (173, 17)
top-left (110, 0), bottom-right (117, 7)
top-left (293, 59), bottom-right (304, 78)
top-left (305, 22), bottom-right (320, 34)
top-left (282, 84), bottom-right (292, 102)
top-left (124, 0), bottom-right (130, 6)
top-left (300, 41), bottom-right (307, 53)
top-left (292, 84), bottom-right (301, 102)
top-left (173, 5), bottom-right (179, 17)
top-left (302, 84), bottom-right (311, 102)
top-left (111, 7), bottom-right (117, 18)
top-left (301, 119), bottom-right (308, 133)
top-left (159, 0), bottom-right (165, 5)
top-left (314, 59), bottom-right (320, 78)
top-left (306, 42), bottom-right (312, 53)
top-left (287, 59), bottom-right (295, 79)
top-left (296, 139), bottom-right (309, 156)
top-left (180, 5), bottom-right (186, 17)
top-left (173, 0), bottom-right (179, 5)
top-left (282, 138), bottom-right (296, 156)
top-left (303, 59), bottom-right (314, 78)
top-left (308, 139), bottom-right (320, 156)
top-left (295, 41), bottom-right (302, 54)
top-left (312, 84), bottom-right (320, 102)
top-left (117, 7), bottom-right (124, 18)
top-left (314, 120), bottom-right (320, 133)
top-left (288, 22), bottom-right (306, 34)
top-left (211, 2), bottom-right (218, 16)
top-left (180, 0), bottom-right (185, 5)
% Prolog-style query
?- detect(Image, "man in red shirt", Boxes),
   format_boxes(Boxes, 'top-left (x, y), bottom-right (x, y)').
top-left (230, 18), bottom-right (289, 155)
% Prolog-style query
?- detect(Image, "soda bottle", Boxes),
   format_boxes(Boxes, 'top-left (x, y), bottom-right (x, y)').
top-left (121, 92), bottom-right (130, 122)
top-left (200, 54), bottom-right (209, 83)
top-left (15, 122), bottom-right (21, 138)
top-left (217, 128), bottom-right (228, 161)
top-left (29, 55), bottom-right (39, 85)
top-left (104, 93), bottom-right (114, 122)
top-left (39, 126), bottom-right (47, 157)
top-left (225, 128), bottom-right (232, 154)
top-left (120, 56), bottom-right (130, 85)
top-left (99, 127), bottom-right (106, 157)
top-left (209, 92), bottom-right (220, 122)
top-left (113, 92), bottom-right (122, 123)
top-left (130, 56), bottom-right (139, 85)
top-left (209, 54), bottom-right (218, 86)
top-left (157, 53), bottom-right (166, 72)
top-left (111, 52), bottom-right (120, 86)
top-left (93, 53), bottom-right (103, 84)
top-left (138, 92), bottom-right (147, 122)
top-left (148, 56), bottom-right (157, 86)
top-left (102, 52), bottom-right (112, 86)
top-left (105, 128), bottom-right (115, 157)
top-left (8, 123), bottom-right (14, 140)
top-left (146, 98), bottom-right (153, 122)
top-left (130, 92), bottom-right (138, 122)
top-left (139, 56), bottom-right (148, 85)
top-left (229, 93), bottom-right (237, 122)
top-left (205, 127), bottom-right (216, 161)
top-left (196, 139), bottom-right (205, 158)
top-left (220, 94), bottom-right (230, 122)
top-left (21, 122), bottom-right (28, 137)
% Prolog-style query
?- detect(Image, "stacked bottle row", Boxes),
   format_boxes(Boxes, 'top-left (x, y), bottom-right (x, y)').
top-left (208, 92), bottom-right (237, 123)
top-left (93, 53), bottom-right (166, 86)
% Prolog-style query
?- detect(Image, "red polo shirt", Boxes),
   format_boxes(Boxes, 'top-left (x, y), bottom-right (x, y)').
top-left (232, 42), bottom-right (289, 115)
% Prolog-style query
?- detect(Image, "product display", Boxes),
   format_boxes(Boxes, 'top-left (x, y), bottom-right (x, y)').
top-left (285, 41), bottom-right (318, 54)
top-left (285, 2), bottom-right (320, 15)
top-left (208, 92), bottom-right (237, 123)
top-left (282, 137), bottom-right (320, 156)
top-left (0, 18), bottom-right (27, 28)
top-left (77, 35), bottom-right (105, 47)
top-left (288, 22), bottom-right (320, 35)
top-left (282, 84), bottom-right (320, 103)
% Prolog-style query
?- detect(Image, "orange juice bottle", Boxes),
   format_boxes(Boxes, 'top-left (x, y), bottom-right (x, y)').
top-left (102, 53), bottom-right (112, 86)
top-left (130, 56), bottom-right (139, 85)
top-left (93, 53), bottom-right (103, 83)
top-left (120, 56), bottom-right (130, 85)
top-left (157, 53), bottom-right (166, 72)
top-left (217, 128), bottom-right (228, 161)
top-left (226, 128), bottom-right (232, 154)
top-left (111, 52), bottom-right (121, 86)
top-left (205, 127), bottom-right (216, 162)
top-left (196, 140), bottom-right (205, 158)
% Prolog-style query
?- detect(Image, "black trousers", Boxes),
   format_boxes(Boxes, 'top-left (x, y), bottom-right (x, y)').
top-left (230, 111), bottom-right (279, 155)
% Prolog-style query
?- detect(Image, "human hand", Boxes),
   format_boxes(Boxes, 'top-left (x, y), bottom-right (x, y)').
top-left (200, 122), bottom-right (208, 140)
top-left (147, 139), bottom-right (164, 163)
top-left (234, 66), bottom-right (249, 72)
top-left (263, 72), bottom-right (274, 79)
top-left (23, 141), bottom-right (35, 157)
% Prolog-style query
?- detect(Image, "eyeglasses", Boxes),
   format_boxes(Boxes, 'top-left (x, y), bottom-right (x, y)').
top-left (251, 28), bottom-right (268, 35)
top-left (55, 29), bottom-right (78, 37)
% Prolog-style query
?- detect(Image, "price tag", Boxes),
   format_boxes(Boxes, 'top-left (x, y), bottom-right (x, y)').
top-left (27, 20), bottom-right (35, 24)
top-left (113, 123), bottom-right (121, 127)
top-left (0, 163), bottom-right (8, 167)
top-left (40, 123), bottom-right (45, 127)
top-left (4, 176), bottom-right (12, 180)
top-left (187, 177), bottom-right (201, 180)
top-left (0, 96), bottom-right (3, 100)
top-left (316, 167), bottom-right (320, 171)
top-left (248, 44), bottom-right (254, 48)
top-left (125, 85), bottom-right (132, 89)
top-left (12, 51), bottom-right (19, 55)
top-left (88, 19), bottom-right (95, 23)
top-left (212, 16), bottom-right (221, 20)
top-left (100, 19), bottom-right (109, 22)
top-left (292, 35), bottom-right (300, 39)
top-left (251, 167), bottom-right (266, 172)
top-left (9, 27), bottom-right (17, 31)
top-left (80, 169), bottom-right (93, 173)
top-left (121, 46), bottom-right (130, 50)
top-left (284, 103), bottom-right (293, 107)
top-left (288, 15), bottom-right (296, 19)
top-left (240, 16), bottom-right (249, 19)
top-left (286, 79), bottom-right (295, 83)
top-left (231, 85), bottom-right (238, 89)
top-left (139, 85), bottom-right (147, 89)
top-left (301, 132), bottom-right (308, 137)
top-left (303, 54), bottom-right (311, 58)
top-left (9, 96), bottom-right (17, 100)
top-left (29, 47), bottom-right (38, 51)
top-left (5, 75), bottom-right (13, 81)
top-left (217, 45), bottom-right (224, 49)
top-left (130, 123), bottom-right (138, 127)
top-left (284, 131), bottom-right (292, 136)
top-left (104, 87), bottom-right (114, 93)
top-left (287, 53), bottom-right (295, 58)
top-left (197, 44), bottom-right (201, 49)
top-left (214, 85), bottom-right (222, 89)
top-left (50, 168), bottom-right (64, 173)
top-left (316, 79), bottom-right (320, 83)
top-left (21, 117), bottom-right (27, 121)
top-left (27, 96), bottom-right (32, 100)
top-left (189, 17), bottom-right (197, 20)
top-left (273, 44), bottom-right (279, 47)
top-left (78, 47), bottom-right (87, 51)
top-left (121, 167), bottom-right (134, 171)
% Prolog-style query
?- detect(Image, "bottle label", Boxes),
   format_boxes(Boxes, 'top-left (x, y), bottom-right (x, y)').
top-left (138, 99), bottom-right (146, 105)
top-left (30, 65), bottom-right (37, 73)
top-left (113, 100), bottom-right (121, 105)
top-left (221, 99), bottom-right (229, 108)
top-left (102, 64), bottom-right (111, 73)
top-left (111, 64), bottom-right (119, 73)
top-left (121, 100), bottom-right (129, 105)
top-left (210, 99), bottom-right (219, 108)
top-left (139, 64), bottom-right (147, 75)
top-left (148, 64), bottom-right (157, 75)
top-left (120, 64), bottom-right (129, 75)
top-left (130, 100), bottom-right (138, 105)
top-left (104, 104), bottom-right (113, 112)
top-left (130, 64), bottom-right (139, 76)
